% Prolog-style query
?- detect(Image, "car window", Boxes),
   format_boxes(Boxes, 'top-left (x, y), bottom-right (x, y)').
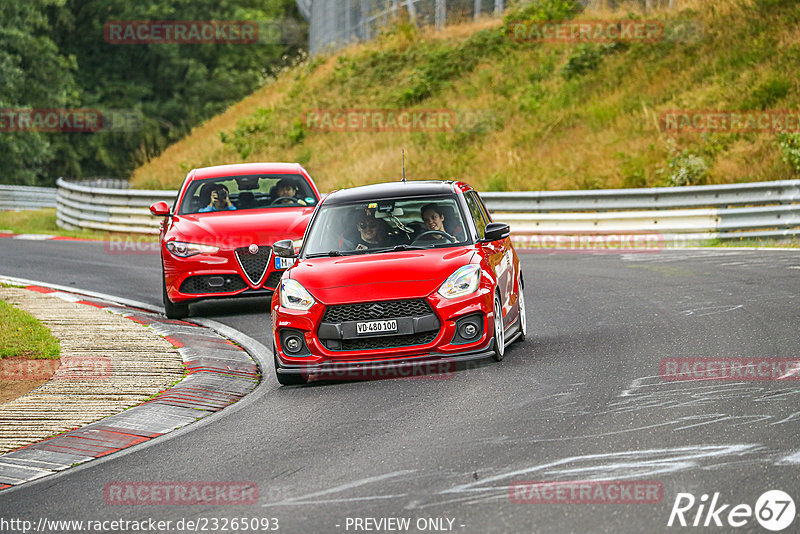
top-left (303, 196), bottom-right (469, 256)
top-left (465, 191), bottom-right (488, 239)
top-left (177, 174), bottom-right (317, 214)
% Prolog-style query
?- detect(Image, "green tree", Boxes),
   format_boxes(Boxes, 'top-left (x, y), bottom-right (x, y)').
top-left (0, 0), bottom-right (78, 185)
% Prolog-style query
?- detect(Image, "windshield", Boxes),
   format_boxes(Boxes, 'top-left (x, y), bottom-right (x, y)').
top-left (178, 174), bottom-right (317, 215)
top-left (303, 196), bottom-right (469, 257)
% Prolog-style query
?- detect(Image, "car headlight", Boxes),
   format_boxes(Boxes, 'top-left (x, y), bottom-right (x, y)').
top-left (438, 264), bottom-right (481, 299)
top-left (280, 279), bottom-right (315, 311)
top-left (166, 241), bottom-right (219, 258)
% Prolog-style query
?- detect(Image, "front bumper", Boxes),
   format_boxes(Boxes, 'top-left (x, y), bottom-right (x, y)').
top-left (164, 247), bottom-right (285, 302)
top-left (275, 343), bottom-right (495, 378)
top-left (272, 287), bottom-right (497, 377)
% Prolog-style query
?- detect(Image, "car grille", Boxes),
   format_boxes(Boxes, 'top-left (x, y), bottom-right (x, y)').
top-left (322, 299), bottom-right (432, 323)
top-left (235, 245), bottom-right (272, 285)
top-left (332, 331), bottom-right (438, 351)
top-left (180, 275), bottom-right (247, 294)
top-left (263, 270), bottom-right (283, 290)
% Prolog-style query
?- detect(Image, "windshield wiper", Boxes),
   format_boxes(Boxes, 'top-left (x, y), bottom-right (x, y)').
top-left (305, 250), bottom-right (343, 258)
top-left (373, 244), bottom-right (431, 254)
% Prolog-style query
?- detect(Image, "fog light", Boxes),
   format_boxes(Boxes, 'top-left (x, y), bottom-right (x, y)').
top-left (460, 323), bottom-right (478, 339)
top-left (207, 276), bottom-right (225, 288)
top-left (284, 335), bottom-right (303, 354)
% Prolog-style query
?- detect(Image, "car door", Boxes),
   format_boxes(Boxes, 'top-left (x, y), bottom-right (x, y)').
top-left (465, 191), bottom-right (513, 320)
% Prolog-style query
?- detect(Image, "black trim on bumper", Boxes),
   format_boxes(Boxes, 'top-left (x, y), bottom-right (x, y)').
top-left (275, 342), bottom-right (494, 375)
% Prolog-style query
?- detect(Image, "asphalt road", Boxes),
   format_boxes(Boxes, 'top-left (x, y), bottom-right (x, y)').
top-left (1, 239), bottom-right (799, 533)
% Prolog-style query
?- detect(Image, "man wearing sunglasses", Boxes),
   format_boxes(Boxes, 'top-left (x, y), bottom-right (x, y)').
top-left (354, 210), bottom-right (391, 250)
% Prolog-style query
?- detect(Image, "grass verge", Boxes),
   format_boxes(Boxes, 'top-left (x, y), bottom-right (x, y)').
top-left (0, 209), bottom-right (158, 242)
top-left (131, 0), bottom-right (800, 193)
top-left (0, 300), bottom-right (60, 359)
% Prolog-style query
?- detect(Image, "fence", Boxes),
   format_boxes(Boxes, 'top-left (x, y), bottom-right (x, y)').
top-left (299, 0), bottom-right (680, 54)
top-left (483, 181), bottom-right (800, 244)
top-left (0, 185), bottom-right (58, 212)
top-left (56, 178), bottom-right (176, 235)
top-left (51, 178), bottom-right (800, 243)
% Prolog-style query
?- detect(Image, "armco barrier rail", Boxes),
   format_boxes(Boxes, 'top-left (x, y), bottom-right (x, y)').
top-left (0, 185), bottom-right (58, 211)
top-left (53, 178), bottom-right (800, 243)
top-left (56, 178), bottom-right (176, 235)
top-left (482, 180), bottom-right (800, 245)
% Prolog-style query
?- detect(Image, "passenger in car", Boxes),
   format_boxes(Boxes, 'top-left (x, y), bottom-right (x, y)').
top-left (353, 211), bottom-right (392, 250)
top-left (419, 203), bottom-right (461, 240)
top-left (199, 184), bottom-right (237, 212)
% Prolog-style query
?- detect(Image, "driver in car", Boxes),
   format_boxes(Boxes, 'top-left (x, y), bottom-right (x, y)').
top-left (271, 178), bottom-right (306, 205)
top-left (199, 184), bottom-right (237, 212)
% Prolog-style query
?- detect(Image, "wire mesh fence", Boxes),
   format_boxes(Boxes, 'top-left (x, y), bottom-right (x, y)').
top-left (301, 0), bottom-right (680, 54)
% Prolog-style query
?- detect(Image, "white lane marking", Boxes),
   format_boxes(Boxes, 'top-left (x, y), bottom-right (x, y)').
top-left (772, 411), bottom-right (800, 425)
top-left (12, 234), bottom-right (56, 240)
top-left (777, 451), bottom-right (800, 464)
top-left (441, 445), bottom-right (759, 495)
top-left (788, 266), bottom-right (800, 269)
top-left (681, 304), bottom-right (743, 316)
top-left (262, 470), bottom-right (415, 507)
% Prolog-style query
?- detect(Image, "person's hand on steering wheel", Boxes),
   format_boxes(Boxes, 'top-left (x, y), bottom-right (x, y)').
top-left (412, 230), bottom-right (455, 244)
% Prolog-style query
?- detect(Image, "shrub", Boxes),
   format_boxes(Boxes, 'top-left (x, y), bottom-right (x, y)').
top-left (777, 133), bottom-right (800, 174)
top-left (667, 149), bottom-right (708, 186)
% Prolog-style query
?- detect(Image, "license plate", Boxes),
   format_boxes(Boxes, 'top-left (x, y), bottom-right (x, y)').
top-left (356, 320), bottom-right (398, 335)
top-left (275, 257), bottom-right (295, 269)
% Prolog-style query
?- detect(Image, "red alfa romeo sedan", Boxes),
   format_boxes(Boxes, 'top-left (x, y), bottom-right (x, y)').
top-left (150, 162), bottom-right (320, 318)
top-left (270, 180), bottom-right (526, 385)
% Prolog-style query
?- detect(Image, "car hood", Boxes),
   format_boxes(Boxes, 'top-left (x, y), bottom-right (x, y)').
top-left (168, 208), bottom-right (314, 248)
top-left (290, 247), bottom-right (476, 303)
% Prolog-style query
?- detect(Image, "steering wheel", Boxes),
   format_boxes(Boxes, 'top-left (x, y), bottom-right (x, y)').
top-left (271, 196), bottom-right (301, 206)
top-left (412, 230), bottom-right (455, 244)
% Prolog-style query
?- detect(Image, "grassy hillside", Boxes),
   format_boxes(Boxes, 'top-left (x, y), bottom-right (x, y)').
top-left (131, 0), bottom-right (800, 193)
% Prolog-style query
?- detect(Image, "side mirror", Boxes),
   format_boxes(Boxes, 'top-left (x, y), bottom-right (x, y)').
top-left (149, 201), bottom-right (171, 217)
top-left (273, 239), bottom-right (297, 258)
top-left (483, 222), bottom-right (511, 242)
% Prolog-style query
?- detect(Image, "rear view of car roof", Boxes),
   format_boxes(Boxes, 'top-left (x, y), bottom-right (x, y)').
top-left (191, 162), bottom-right (307, 181)
top-left (324, 180), bottom-right (470, 205)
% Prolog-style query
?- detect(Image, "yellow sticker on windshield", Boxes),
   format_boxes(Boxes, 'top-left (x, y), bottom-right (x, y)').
top-left (368, 202), bottom-right (377, 208)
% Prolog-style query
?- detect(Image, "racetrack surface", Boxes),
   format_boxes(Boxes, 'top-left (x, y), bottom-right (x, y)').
top-left (1, 239), bottom-right (799, 533)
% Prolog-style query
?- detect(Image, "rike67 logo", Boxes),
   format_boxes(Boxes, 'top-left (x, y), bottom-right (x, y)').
top-left (668, 490), bottom-right (796, 531)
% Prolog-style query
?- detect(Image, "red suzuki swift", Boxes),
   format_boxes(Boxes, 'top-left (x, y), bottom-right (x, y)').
top-left (270, 180), bottom-right (526, 385)
top-left (150, 162), bottom-right (320, 319)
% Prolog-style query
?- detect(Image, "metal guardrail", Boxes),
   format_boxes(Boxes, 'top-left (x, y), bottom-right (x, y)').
top-left (0, 185), bottom-right (58, 211)
top-left (481, 180), bottom-right (800, 244)
top-left (56, 178), bottom-right (176, 235)
top-left (51, 178), bottom-right (800, 242)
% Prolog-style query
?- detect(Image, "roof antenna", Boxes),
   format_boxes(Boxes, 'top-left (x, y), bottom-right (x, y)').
top-left (402, 149), bottom-right (406, 182)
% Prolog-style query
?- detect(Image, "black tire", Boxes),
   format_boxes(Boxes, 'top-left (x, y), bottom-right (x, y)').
top-left (274, 348), bottom-right (307, 386)
top-left (491, 293), bottom-right (505, 362)
top-left (162, 275), bottom-right (189, 319)
top-left (516, 275), bottom-right (527, 343)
